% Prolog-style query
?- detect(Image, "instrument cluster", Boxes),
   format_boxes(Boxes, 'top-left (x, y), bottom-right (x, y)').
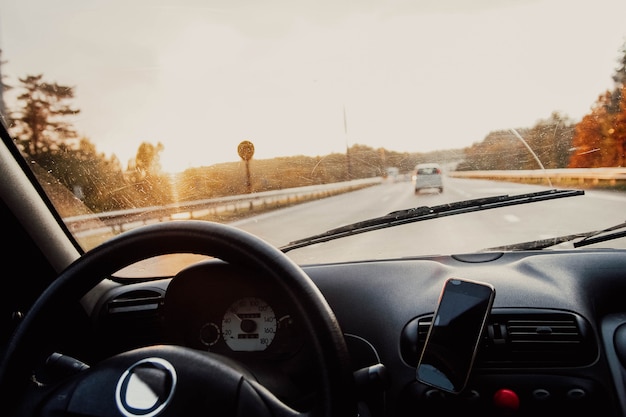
top-left (162, 261), bottom-right (305, 358)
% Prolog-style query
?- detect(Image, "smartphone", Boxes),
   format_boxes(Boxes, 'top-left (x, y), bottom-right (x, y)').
top-left (416, 278), bottom-right (495, 394)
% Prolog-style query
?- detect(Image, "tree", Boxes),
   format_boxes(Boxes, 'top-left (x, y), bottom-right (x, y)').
top-left (569, 93), bottom-right (610, 167)
top-left (458, 130), bottom-right (528, 171)
top-left (131, 141), bottom-right (164, 178)
top-left (0, 50), bottom-right (10, 128)
top-left (608, 42), bottom-right (626, 113)
top-left (126, 142), bottom-right (172, 206)
top-left (4, 73), bottom-right (144, 211)
top-left (569, 87), bottom-right (626, 168)
top-left (10, 74), bottom-right (79, 159)
top-left (570, 42), bottom-right (626, 167)
top-left (523, 112), bottom-right (575, 169)
top-left (614, 86), bottom-right (626, 166)
top-left (53, 138), bottom-right (130, 211)
top-left (458, 113), bottom-right (575, 172)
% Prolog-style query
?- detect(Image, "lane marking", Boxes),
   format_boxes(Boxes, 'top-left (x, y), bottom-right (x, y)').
top-left (504, 214), bottom-right (520, 223)
top-left (441, 183), bottom-right (472, 198)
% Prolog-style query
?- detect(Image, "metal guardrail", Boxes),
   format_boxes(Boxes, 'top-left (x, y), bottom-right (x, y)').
top-left (447, 167), bottom-right (626, 187)
top-left (65, 177), bottom-right (382, 234)
top-left (66, 168), bottom-right (625, 235)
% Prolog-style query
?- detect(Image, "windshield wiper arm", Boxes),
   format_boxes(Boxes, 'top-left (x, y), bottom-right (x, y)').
top-left (280, 189), bottom-right (584, 252)
top-left (574, 221), bottom-right (626, 247)
top-left (483, 220), bottom-right (626, 251)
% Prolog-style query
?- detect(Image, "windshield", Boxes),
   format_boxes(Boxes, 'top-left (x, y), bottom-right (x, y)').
top-left (1, 0), bottom-right (626, 265)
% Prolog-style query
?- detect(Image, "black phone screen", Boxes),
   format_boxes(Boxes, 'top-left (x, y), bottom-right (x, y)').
top-left (415, 278), bottom-right (495, 393)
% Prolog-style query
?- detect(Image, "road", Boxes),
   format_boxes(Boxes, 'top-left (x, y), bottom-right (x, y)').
top-left (230, 176), bottom-right (626, 264)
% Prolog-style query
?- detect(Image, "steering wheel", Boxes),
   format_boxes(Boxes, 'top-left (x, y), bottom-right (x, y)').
top-left (0, 220), bottom-right (357, 417)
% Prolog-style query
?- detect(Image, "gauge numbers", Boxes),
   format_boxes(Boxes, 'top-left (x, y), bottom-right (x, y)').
top-left (222, 297), bottom-right (276, 351)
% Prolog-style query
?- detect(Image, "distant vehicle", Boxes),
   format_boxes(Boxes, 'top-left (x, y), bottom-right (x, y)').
top-left (386, 167), bottom-right (399, 178)
top-left (413, 163), bottom-right (443, 194)
top-left (385, 167), bottom-right (400, 182)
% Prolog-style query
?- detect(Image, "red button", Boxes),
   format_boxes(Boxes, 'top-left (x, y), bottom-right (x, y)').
top-left (493, 388), bottom-right (520, 411)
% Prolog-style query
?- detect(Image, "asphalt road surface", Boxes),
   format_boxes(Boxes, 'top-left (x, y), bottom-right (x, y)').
top-left (231, 176), bottom-right (626, 264)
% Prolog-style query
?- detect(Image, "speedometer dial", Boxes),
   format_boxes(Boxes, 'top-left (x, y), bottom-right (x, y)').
top-left (221, 297), bottom-right (277, 351)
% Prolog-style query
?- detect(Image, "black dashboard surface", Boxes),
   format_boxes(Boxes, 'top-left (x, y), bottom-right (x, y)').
top-left (93, 249), bottom-right (626, 416)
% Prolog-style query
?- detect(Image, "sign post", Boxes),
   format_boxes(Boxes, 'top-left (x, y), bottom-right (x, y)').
top-left (237, 140), bottom-right (255, 193)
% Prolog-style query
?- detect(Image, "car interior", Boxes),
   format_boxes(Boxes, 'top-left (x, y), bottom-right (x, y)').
top-left (2, 2), bottom-right (626, 417)
top-left (3, 131), bottom-right (626, 417)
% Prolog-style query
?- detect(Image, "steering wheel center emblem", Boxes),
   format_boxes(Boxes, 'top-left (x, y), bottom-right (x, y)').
top-left (115, 358), bottom-right (177, 417)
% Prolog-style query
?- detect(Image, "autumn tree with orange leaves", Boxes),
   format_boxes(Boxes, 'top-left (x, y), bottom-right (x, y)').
top-left (569, 44), bottom-right (626, 168)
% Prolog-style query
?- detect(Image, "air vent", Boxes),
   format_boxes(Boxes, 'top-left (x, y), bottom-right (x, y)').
top-left (107, 289), bottom-right (164, 315)
top-left (97, 289), bottom-right (166, 355)
top-left (410, 309), bottom-right (597, 369)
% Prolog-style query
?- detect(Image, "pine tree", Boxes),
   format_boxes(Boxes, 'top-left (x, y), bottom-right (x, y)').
top-left (10, 74), bottom-right (79, 158)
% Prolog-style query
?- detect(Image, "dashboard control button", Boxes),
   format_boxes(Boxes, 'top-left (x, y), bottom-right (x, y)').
top-left (532, 388), bottom-right (551, 400)
top-left (493, 388), bottom-right (520, 411)
top-left (423, 389), bottom-right (445, 400)
top-left (462, 389), bottom-right (480, 402)
top-left (567, 388), bottom-right (586, 400)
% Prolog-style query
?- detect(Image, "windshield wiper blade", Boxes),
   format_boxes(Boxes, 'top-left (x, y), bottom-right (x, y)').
top-left (574, 221), bottom-right (626, 248)
top-left (483, 220), bottom-right (626, 251)
top-left (280, 189), bottom-right (584, 252)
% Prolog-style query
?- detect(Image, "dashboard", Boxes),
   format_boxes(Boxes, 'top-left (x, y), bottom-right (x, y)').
top-left (91, 249), bottom-right (626, 416)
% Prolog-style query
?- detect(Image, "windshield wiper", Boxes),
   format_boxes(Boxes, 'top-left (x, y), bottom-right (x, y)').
top-left (280, 189), bottom-right (584, 252)
top-left (484, 220), bottom-right (626, 251)
top-left (575, 221), bottom-right (626, 247)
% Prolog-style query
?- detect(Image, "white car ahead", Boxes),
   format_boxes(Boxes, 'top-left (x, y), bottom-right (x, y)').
top-left (413, 163), bottom-right (444, 194)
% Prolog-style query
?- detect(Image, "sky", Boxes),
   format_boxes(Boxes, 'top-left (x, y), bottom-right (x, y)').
top-left (1, 0), bottom-right (626, 173)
